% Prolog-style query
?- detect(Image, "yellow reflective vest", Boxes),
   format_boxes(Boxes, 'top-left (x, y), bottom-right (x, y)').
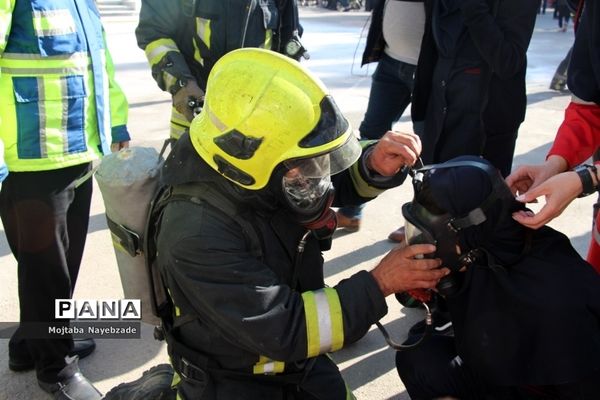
top-left (0, 0), bottom-right (129, 172)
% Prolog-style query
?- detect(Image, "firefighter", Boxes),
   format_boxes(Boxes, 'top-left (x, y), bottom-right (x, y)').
top-left (135, 0), bottom-right (306, 139)
top-left (0, 0), bottom-right (130, 399)
top-left (103, 47), bottom-right (448, 400)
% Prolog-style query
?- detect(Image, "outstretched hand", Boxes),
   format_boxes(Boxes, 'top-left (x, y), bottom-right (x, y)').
top-left (368, 131), bottom-right (422, 176)
top-left (511, 171), bottom-right (582, 229)
top-left (506, 156), bottom-right (573, 229)
top-left (370, 244), bottom-right (448, 297)
top-left (505, 156), bottom-right (568, 196)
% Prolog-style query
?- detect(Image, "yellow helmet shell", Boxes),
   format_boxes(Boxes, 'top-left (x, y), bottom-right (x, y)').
top-left (190, 48), bottom-right (355, 190)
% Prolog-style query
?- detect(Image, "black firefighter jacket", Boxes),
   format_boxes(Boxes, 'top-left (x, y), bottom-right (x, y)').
top-left (135, 0), bottom-right (301, 93)
top-left (155, 134), bottom-right (397, 399)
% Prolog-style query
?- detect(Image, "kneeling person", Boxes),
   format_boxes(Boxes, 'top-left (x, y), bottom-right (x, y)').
top-left (107, 48), bottom-right (448, 400)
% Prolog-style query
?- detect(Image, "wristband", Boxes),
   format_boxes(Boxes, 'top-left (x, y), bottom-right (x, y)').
top-left (574, 164), bottom-right (598, 197)
top-left (168, 78), bottom-right (187, 96)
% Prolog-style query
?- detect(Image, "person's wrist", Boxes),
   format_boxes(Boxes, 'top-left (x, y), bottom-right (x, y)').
top-left (168, 78), bottom-right (188, 96)
top-left (545, 155), bottom-right (569, 174)
top-left (573, 164), bottom-right (598, 197)
top-left (370, 269), bottom-right (392, 297)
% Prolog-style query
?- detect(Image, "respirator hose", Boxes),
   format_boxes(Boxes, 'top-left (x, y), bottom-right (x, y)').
top-left (376, 302), bottom-right (433, 351)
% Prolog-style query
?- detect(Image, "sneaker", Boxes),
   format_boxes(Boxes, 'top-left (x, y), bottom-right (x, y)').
top-left (335, 211), bottom-right (360, 232)
top-left (9, 338), bottom-right (96, 372)
top-left (38, 356), bottom-right (102, 400)
top-left (102, 364), bottom-right (175, 400)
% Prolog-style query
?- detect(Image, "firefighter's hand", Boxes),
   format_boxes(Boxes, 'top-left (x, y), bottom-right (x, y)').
top-left (111, 141), bottom-right (130, 153)
top-left (173, 80), bottom-right (204, 122)
top-left (367, 131), bottom-right (422, 176)
top-left (370, 244), bottom-right (448, 297)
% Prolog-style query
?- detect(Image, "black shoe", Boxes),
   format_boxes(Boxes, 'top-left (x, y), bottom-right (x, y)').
top-left (408, 310), bottom-right (453, 337)
top-left (38, 356), bottom-right (102, 400)
top-left (9, 338), bottom-right (96, 372)
top-left (102, 364), bottom-right (175, 400)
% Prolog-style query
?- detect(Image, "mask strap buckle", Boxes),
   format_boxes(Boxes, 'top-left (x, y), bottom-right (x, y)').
top-left (448, 208), bottom-right (487, 233)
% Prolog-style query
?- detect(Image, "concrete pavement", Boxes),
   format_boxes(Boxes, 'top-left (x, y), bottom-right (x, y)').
top-left (0, 7), bottom-right (592, 400)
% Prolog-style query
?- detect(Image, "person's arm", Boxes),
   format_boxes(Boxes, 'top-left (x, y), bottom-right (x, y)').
top-left (507, 101), bottom-right (600, 228)
top-left (161, 203), bottom-right (445, 363)
top-left (547, 100), bottom-right (600, 168)
top-left (135, 0), bottom-right (195, 92)
top-left (333, 131), bottom-right (421, 206)
top-left (460, 0), bottom-right (538, 79)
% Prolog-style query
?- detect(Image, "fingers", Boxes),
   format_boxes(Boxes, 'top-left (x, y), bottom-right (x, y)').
top-left (110, 141), bottom-right (130, 153)
top-left (373, 131), bottom-right (422, 171)
top-left (399, 243), bottom-right (437, 259)
top-left (505, 166), bottom-right (529, 189)
top-left (512, 207), bottom-right (552, 229)
top-left (515, 184), bottom-right (545, 204)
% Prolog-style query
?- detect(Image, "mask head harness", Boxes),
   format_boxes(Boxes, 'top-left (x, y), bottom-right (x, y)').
top-left (376, 159), bottom-right (514, 353)
top-left (403, 160), bottom-right (513, 284)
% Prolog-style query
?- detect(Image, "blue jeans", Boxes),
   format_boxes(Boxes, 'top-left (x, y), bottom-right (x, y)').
top-left (339, 54), bottom-right (416, 219)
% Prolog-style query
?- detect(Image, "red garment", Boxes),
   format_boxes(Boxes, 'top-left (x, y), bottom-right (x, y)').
top-left (547, 102), bottom-right (600, 168)
top-left (587, 212), bottom-right (600, 273)
top-left (547, 101), bottom-right (600, 272)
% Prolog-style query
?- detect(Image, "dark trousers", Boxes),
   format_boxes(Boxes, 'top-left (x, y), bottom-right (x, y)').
top-left (1, 162), bottom-right (93, 382)
top-left (396, 335), bottom-right (600, 400)
top-left (338, 54), bottom-right (415, 219)
top-left (359, 53), bottom-right (416, 140)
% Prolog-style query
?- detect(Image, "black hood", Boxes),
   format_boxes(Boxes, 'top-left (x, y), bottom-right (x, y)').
top-left (420, 158), bottom-right (600, 386)
top-left (414, 155), bottom-right (528, 266)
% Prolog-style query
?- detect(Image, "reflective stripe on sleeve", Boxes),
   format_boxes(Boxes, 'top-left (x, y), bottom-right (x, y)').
top-left (302, 288), bottom-right (344, 358)
top-left (195, 18), bottom-right (211, 49)
top-left (144, 38), bottom-right (180, 66)
top-left (193, 18), bottom-right (211, 67)
top-left (262, 29), bottom-right (272, 50)
top-left (349, 140), bottom-right (386, 198)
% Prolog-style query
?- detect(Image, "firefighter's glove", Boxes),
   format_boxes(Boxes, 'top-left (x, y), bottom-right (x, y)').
top-left (172, 80), bottom-right (204, 122)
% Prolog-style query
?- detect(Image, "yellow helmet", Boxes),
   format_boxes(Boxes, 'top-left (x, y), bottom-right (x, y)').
top-left (190, 48), bottom-right (361, 190)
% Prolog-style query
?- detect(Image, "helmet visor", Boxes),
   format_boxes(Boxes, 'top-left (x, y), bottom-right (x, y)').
top-left (284, 134), bottom-right (362, 177)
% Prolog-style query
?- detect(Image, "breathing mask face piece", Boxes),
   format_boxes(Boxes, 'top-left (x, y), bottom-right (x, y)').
top-left (403, 201), bottom-right (464, 296)
top-left (404, 210), bottom-right (436, 247)
top-left (282, 154), bottom-right (333, 214)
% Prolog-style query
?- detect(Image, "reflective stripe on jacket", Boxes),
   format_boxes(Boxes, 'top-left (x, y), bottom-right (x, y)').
top-left (0, 0), bottom-right (129, 172)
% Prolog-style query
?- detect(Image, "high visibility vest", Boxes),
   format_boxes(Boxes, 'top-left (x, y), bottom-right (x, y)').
top-left (0, 0), bottom-right (129, 172)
